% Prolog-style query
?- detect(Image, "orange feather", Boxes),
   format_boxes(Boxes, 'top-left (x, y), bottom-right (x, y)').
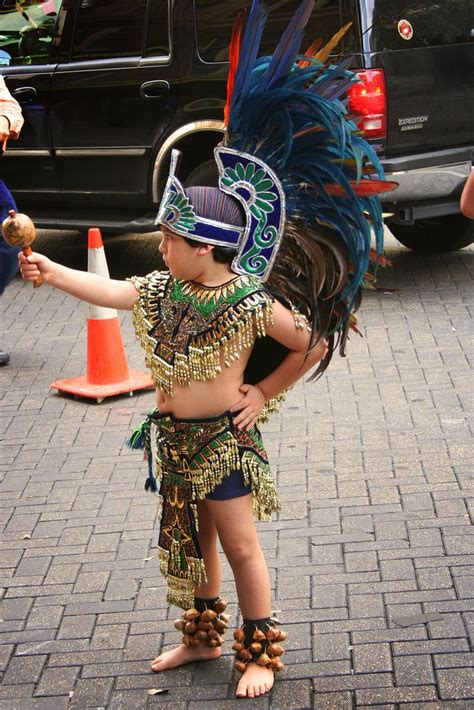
top-left (293, 125), bottom-right (324, 139)
top-left (298, 37), bottom-right (323, 68)
top-left (224, 10), bottom-right (247, 126)
top-left (369, 248), bottom-right (391, 267)
top-left (325, 180), bottom-right (399, 197)
top-left (315, 23), bottom-right (352, 63)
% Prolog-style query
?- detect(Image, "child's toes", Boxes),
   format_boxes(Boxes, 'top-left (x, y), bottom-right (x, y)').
top-left (236, 682), bottom-right (248, 698)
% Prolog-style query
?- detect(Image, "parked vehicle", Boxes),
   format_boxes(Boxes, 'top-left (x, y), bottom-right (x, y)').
top-left (1, 0), bottom-right (473, 251)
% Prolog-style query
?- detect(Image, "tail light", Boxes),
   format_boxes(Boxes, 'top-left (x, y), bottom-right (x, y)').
top-left (347, 69), bottom-right (387, 140)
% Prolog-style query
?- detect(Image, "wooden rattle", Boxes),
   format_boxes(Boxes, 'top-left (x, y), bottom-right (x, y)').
top-left (2, 209), bottom-right (43, 288)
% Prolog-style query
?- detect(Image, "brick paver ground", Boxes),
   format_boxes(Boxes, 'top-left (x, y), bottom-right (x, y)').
top-left (1, 229), bottom-right (473, 709)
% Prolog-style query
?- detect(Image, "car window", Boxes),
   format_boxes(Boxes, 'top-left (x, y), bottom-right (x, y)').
top-left (71, 0), bottom-right (148, 61)
top-left (195, 0), bottom-right (360, 63)
top-left (366, 0), bottom-right (473, 51)
top-left (145, 0), bottom-right (169, 58)
top-left (0, 0), bottom-right (62, 66)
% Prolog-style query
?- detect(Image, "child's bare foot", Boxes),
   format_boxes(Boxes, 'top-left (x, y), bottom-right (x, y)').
top-left (236, 662), bottom-right (274, 698)
top-left (150, 643), bottom-right (221, 672)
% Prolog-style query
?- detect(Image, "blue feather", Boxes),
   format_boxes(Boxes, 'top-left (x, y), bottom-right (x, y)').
top-left (228, 0), bottom-right (268, 129)
top-left (259, 0), bottom-right (315, 91)
top-left (224, 2), bottom-right (390, 338)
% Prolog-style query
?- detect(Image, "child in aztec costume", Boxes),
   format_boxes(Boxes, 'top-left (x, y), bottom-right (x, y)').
top-left (19, 0), bottom-right (395, 698)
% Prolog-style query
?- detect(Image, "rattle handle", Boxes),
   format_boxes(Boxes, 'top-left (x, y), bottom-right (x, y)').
top-left (22, 244), bottom-right (43, 288)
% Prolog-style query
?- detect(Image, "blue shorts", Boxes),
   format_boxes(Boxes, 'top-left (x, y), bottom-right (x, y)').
top-left (206, 467), bottom-right (252, 500)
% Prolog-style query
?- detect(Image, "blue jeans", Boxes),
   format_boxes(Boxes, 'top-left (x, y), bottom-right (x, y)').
top-left (0, 179), bottom-right (19, 295)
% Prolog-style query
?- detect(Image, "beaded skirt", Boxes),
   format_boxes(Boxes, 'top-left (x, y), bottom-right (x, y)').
top-left (127, 410), bottom-right (280, 609)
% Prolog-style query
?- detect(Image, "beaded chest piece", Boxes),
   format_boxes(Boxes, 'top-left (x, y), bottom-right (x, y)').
top-left (130, 270), bottom-right (274, 396)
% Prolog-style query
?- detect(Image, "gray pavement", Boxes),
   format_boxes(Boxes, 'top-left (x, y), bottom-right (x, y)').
top-left (1, 229), bottom-right (473, 709)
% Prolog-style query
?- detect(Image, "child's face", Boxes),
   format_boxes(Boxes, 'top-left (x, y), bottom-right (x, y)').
top-left (159, 226), bottom-right (204, 280)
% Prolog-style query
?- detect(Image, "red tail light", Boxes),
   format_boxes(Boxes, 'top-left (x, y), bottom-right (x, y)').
top-left (347, 69), bottom-right (387, 140)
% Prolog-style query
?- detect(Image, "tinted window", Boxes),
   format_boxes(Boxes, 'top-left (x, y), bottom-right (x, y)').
top-left (195, 0), bottom-right (360, 63)
top-left (367, 0), bottom-right (473, 51)
top-left (145, 0), bottom-right (169, 57)
top-left (71, 0), bottom-right (147, 60)
top-left (0, 0), bottom-right (62, 66)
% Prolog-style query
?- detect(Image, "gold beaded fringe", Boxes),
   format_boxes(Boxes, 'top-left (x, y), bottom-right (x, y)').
top-left (240, 453), bottom-right (281, 521)
top-left (132, 291), bottom-right (273, 396)
top-left (158, 548), bottom-right (207, 609)
top-left (155, 426), bottom-right (280, 518)
top-left (189, 433), bottom-right (240, 500)
top-left (259, 392), bottom-right (287, 423)
top-left (175, 430), bottom-right (280, 520)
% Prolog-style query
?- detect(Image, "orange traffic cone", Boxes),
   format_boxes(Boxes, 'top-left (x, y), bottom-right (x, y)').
top-left (50, 228), bottom-right (154, 402)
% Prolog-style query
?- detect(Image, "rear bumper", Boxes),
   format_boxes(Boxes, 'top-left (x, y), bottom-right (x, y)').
top-left (380, 146), bottom-right (472, 223)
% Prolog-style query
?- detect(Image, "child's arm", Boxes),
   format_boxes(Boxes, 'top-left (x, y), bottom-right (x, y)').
top-left (19, 251), bottom-right (138, 310)
top-left (232, 299), bottom-right (328, 429)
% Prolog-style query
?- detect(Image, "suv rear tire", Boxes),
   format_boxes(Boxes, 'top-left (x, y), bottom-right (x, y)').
top-left (184, 159), bottom-right (219, 188)
top-left (388, 215), bottom-right (474, 253)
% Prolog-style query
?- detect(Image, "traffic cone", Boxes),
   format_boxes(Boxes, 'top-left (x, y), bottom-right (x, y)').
top-left (50, 228), bottom-right (154, 402)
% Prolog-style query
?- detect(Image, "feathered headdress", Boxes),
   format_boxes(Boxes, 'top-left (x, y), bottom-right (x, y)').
top-left (157, 0), bottom-right (396, 376)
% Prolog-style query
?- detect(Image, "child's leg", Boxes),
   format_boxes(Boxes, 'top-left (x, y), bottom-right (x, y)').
top-left (194, 500), bottom-right (222, 598)
top-left (204, 494), bottom-right (275, 698)
top-left (150, 501), bottom-right (223, 671)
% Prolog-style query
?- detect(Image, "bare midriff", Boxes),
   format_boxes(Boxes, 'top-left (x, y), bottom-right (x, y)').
top-left (155, 346), bottom-right (252, 419)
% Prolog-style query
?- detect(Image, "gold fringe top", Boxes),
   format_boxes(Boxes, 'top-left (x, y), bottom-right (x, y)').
top-left (129, 271), bottom-right (274, 396)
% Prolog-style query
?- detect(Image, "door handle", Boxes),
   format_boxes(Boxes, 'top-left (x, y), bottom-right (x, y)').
top-left (12, 86), bottom-right (37, 102)
top-left (140, 80), bottom-right (170, 99)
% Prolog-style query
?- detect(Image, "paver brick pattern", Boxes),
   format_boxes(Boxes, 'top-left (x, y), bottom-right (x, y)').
top-left (1, 230), bottom-right (472, 708)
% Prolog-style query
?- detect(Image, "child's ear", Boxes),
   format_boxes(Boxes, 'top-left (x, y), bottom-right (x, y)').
top-left (196, 244), bottom-right (214, 256)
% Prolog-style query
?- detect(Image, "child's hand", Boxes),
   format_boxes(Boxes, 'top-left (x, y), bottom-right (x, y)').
top-left (18, 251), bottom-right (52, 282)
top-left (231, 384), bottom-right (266, 431)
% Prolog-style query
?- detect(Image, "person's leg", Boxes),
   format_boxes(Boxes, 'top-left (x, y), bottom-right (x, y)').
top-left (205, 494), bottom-right (275, 698)
top-left (0, 236), bottom-right (20, 366)
top-left (150, 501), bottom-right (223, 671)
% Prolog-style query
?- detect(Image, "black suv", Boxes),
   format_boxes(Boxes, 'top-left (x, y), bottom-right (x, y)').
top-left (1, 0), bottom-right (473, 251)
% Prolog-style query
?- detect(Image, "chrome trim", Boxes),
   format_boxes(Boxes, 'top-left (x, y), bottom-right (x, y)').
top-left (55, 148), bottom-right (147, 157)
top-left (152, 120), bottom-right (226, 203)
top-left (2, 150), bottom-right (51, 157)
top-left (138, 0), bottom-right (173, 66)
top-left (55, 57), bottom-right (141, 72)
top-left (8, 189), bottom-right (59, 194)
top-left (138, 56), bottom-right (171, 66)
top-left (382, 160), bottom-right (471, 202)
top-left (2, 64), bottom-right (57, 77)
